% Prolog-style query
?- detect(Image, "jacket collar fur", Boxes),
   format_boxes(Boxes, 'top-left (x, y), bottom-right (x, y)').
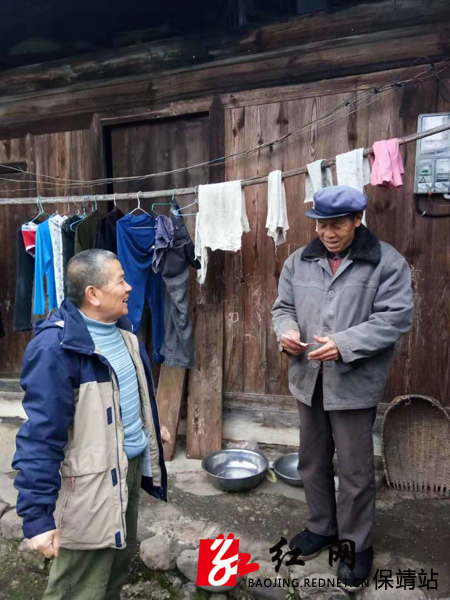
top-left (301, 224), bottom-right (381, 265)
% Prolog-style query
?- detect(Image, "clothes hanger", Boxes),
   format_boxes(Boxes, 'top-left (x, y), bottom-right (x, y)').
top-left (129, 192), bottom-right (152, 217)
top-left (70, 196), bottom-right (88, 231)
top-left (84, 195), bottom-right (96, 214)
top-left (49, 198), bottom-right (59, 218)
top-left (60, 196), bottom-right (73, 217)
top-left (129, 192), bottom-right (157, 229)
top-left (24, 197), bottom-right (50, 225)
top-left (172, 186), bottom-right (199, 216)
top-left (150, 189), bottom-right (175, 214)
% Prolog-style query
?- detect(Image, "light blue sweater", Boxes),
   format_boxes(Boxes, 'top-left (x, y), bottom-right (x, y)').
top-left (80, 312), bottom-right (148, 459)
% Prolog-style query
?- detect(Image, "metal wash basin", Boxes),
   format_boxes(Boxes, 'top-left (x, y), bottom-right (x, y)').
top-left (202, 449), bottom-right (268, 492)
top-left (273, 453), bottom-right (304, 487)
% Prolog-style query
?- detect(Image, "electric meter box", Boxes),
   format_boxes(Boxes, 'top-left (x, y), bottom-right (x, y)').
top-left (415, 113), bottom-right (450, 194)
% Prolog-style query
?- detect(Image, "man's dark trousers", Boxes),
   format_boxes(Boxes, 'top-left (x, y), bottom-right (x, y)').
top-left (297, 374), bottom-right (377, 552)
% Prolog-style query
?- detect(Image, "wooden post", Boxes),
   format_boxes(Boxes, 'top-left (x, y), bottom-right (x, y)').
top-left (186, 96), bottom-right (225, 459)
top-left (156, 365), bottom-right (188, 461)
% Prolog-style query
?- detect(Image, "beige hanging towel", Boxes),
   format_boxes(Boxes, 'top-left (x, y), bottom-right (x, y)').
top-left (266, 170), bottom-right (289, 246)
top-left (304, 159), bottom-right (333, 204)
top-left (195, 180), bottom-right (250, 285)
top-left (336, 148), bottom-right (371, 191)
top-left (336, 148), bottom-right (371, 225)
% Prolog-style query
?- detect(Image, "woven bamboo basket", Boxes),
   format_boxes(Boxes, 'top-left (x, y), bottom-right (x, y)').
top-left (381, 394), bottom-right (450, 496)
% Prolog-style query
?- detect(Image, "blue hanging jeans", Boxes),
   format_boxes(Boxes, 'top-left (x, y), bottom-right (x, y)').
top-left (117, 214), bottom-right (165, 363)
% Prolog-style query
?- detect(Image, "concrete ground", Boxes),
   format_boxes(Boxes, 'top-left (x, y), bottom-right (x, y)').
top-left (0, 418), bottom-right (449, 599)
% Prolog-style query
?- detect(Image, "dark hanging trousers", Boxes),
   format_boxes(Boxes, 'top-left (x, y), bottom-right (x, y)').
top-left (13, 228), bottom-right (35, 332)
top-left (297, 373), bottom-right (377, 552)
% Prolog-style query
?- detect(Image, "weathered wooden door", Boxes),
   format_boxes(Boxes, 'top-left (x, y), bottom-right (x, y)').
top-left (108, 109), bottom-right (226, 457)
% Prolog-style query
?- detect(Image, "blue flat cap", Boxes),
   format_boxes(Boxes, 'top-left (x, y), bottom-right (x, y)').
top-left (305, 185), bottom-right (368, 219)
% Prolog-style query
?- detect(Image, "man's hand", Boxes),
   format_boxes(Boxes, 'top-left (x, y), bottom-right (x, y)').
top-left (308, 335), bottom-right (340, 362)
top-left (160, 426), bottom-right (171, 444)
top-left (27, 529), bottom-right (60, 558)
top-left (280, 330), bottom-right (306, 356)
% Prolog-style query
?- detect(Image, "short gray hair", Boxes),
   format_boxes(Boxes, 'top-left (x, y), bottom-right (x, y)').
top-left (66, 249), bottom-right (118, 307)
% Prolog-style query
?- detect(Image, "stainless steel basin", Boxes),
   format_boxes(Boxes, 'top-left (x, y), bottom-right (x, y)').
top-left (273, 453), bottom-right (304, 487)
top-left (202, 449), bottom-right (268, 492)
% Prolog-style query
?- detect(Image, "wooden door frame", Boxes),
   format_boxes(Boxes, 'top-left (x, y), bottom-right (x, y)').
top-left (98, 97), bottom-right (226, 459)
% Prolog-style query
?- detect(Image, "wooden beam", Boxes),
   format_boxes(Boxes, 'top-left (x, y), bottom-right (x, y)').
top-left (220, 64), bottom-right (442, 109)
top-left (98, 98), bottom-right (212, 126)
top-left (0, 19), bottom-right (448, 135)
top-left (0, 0), bottom-right (447, 99)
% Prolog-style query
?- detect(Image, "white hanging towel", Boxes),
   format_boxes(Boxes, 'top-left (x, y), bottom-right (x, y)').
top-left (336, 148), bottom-right (371, 224)
top-left (304, 159), bottom-right (333, 203)
top-left (195, 180), bottom-right (250, 285)
top-left (266, 170), bottom-right (289, 246)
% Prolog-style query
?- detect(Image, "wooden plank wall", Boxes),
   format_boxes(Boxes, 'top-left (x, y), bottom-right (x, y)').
top-left (0, 120), bottom-right (104, 374)
top-left (223, 69), bottom-right (450, 408)
top-left (0, 63), bottom-right (449, 433)
top-left (0, 1), bottom-right (449, 138)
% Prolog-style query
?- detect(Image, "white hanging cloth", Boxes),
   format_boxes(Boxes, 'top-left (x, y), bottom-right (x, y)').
top-left (195, 180), bottom-right (250, 285)
top-left (304, 159), bottom-right (333, 204)
top-left (336, 148), bottom-right (371, 225)
top-left (48, 214), bottom-right (68, 306)
top-left (266, 170), bottom-right (289, 246)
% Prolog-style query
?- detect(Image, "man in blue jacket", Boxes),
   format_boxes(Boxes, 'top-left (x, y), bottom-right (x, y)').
top-left (13, 249), bottom-right (170, 600)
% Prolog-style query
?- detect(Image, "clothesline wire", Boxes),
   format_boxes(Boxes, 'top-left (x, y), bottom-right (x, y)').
top-left (0, 62), bottom-right (442, 192)
top-left (0, 84), bottom-right (384, 192)
top-left (0, 79), bottom-right (423, 193)
top-left (0, 85), bottom-right (383, 190)
top-left (5, 57), bottom-right (446, 190)
top-left (1, 118), bottom-right (449, 206)
top-left (0, 57), bottom-right (447, 196)
top-left (0, 60), bottom-right (446, 194)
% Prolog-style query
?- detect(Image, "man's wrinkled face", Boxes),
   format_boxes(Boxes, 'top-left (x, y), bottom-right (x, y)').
top-left (95, 259), bottom-right (132, 322)
top-left (317, 213), bottom-right (363, 254)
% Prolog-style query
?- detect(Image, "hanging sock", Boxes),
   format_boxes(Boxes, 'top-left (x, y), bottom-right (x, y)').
top-left (195, 180), bottom-right (250, 285)
top-left (370, 139), bottom-right (404, 188)
top-left (266, 170), bottom-right (290, 247)
top-left (336, 148), bottom-right (371, 225)
top-left (304, 159), bottom-right (333, 204)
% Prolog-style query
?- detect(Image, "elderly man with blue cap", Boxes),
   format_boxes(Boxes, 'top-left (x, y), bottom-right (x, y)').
top-left (272, 185), bottom-right (413, 588)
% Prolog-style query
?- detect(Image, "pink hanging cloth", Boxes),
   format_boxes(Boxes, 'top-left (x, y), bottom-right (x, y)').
top-left (370, 138), bottom-right (405, 188)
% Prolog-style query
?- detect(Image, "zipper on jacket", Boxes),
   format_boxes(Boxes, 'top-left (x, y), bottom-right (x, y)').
top-left (59, 477), bottom-right (75, 530)
top-left (109, 367), bottom-right (126, 542)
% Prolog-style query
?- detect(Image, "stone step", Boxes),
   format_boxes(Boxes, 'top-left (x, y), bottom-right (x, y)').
top-left (0, 378), bottom-right (382, 456)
